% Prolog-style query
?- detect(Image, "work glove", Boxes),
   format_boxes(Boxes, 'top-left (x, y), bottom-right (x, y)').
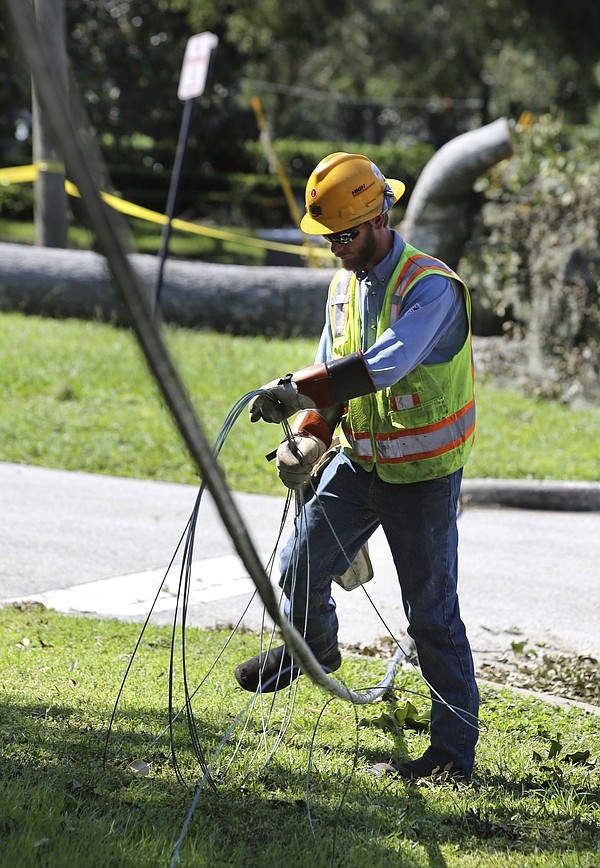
top-left (276, 433), bottom-right (327, 490)
top-left (248, 374), bottom-right (316, 424)
top-left (248, 353), bottom-right (375, 424)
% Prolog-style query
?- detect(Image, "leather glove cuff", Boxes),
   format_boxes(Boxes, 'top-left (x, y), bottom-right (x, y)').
top-left (294, 351), bottom-right (375, 408)
top-left (291, 410), bottom-right (333, 449)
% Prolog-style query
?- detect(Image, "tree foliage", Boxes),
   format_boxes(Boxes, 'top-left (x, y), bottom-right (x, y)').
top-left (169, 0), bottom-right (599, 138)
top-left (3, 0), bottom-right (598, 171)
top-left (460, 113), bottom-right (600, 400)
top-left (1, 1), bottom-right (598, 394)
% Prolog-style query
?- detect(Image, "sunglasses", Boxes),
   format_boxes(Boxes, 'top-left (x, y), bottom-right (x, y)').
top-left (322, 224), bottom-right (362, 245)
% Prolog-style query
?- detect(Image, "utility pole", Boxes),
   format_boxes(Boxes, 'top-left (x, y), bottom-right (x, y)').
top-left (152, 32), bottom-right (218, 316)
top-left (32, 0), bottom-right (68, 247)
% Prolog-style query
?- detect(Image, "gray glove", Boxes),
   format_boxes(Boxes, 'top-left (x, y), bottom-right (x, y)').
top-left (248, 375), bottom-right (316, 424)
top-left (276, 433), bottom-right (327, 490)
top-left (248, 356), bottom-right (375, 425)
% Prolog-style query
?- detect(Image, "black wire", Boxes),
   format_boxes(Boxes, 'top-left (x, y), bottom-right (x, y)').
top-left (167, 393), bottom-right (259, 787)
top-left (104, 393), bottom-right (258, 783)
top-left (110, 390), bottom-right (480, 867)
top-left (304, 688), bottom-right (360, 866)
top-left (102, 510), bottom-right (194, 769)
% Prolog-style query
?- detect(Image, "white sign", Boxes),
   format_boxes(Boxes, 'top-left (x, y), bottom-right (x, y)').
top-left (177, 31), bottom-right (218, 101)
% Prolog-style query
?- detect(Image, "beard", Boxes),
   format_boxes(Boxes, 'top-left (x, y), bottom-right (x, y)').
top-left (336, 224), bottom-right (378, 273)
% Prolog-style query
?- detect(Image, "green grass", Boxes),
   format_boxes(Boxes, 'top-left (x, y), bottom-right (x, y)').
top-left (0, 218), bottom-right (265, 266)
top-left (1, 314), bottom-right (598, 866)
top-left (1, 604), bottom-right (598, 868)
top-left (0, 311), bottom-right (598, 494)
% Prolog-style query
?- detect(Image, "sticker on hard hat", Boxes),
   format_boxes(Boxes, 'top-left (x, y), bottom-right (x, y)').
top-left (310, 187), bottom-right (318, 198)
top-left (352, 180), bottom-right (375, 198)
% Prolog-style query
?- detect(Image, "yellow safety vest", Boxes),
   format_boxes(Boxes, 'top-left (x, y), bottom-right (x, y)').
top-left (330, 242), bottom-right (475, 482)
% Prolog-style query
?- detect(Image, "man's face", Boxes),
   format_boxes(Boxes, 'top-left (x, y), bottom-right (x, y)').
top-left (326, 221), bottom-right (378, 273)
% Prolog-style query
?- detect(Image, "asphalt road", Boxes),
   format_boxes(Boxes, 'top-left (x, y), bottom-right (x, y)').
top-left (2, 462), bottom-right (599, 666)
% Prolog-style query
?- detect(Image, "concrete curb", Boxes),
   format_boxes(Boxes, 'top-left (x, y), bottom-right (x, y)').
top-left (461, 478), bottom-right (600, 512)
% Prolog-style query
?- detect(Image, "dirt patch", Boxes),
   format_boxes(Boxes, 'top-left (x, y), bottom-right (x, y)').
top-left (344, 636), bottom-right (599, 708)
top-left (476, 649), bottom-right (599, 706)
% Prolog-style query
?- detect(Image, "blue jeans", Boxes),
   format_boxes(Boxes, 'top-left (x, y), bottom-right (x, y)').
top-left (279, 450), bottom-right (479, 774)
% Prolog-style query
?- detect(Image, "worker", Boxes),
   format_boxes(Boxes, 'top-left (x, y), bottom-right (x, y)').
top-left (234, 152), bottom-right (479, 781)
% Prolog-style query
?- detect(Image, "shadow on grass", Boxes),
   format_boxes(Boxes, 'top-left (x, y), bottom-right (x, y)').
top-left (1, 689), bottom-right (598, 867)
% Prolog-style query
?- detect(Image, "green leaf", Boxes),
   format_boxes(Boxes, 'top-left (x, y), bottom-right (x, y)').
top-left (362, 712), bottom-right (400, 733)
top-left (393, 701), bottom-right (430, 732)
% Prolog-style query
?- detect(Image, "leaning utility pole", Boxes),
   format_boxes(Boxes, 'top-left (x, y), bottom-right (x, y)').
top-left (32, 0), bottom-right (68, 247)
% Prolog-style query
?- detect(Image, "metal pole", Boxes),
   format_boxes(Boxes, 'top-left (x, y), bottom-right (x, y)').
top-left (152, 97), bottom-right (195, 316)
top-left (32, 0), bottom-right (68, 248)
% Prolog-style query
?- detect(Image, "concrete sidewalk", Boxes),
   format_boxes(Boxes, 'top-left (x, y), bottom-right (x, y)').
top-left (1, 462), bottom-right (599, 665)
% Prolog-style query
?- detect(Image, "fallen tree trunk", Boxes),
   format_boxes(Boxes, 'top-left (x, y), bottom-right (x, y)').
top-left (0, 120), bottom-right (514, 337)
top-left (401, 117), bottom-right (514, 269)
top-left (0, 242), bottom-right (334, 336)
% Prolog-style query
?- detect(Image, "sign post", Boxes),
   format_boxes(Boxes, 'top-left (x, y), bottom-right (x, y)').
top-left (153, 32), bottom-right (218, 315)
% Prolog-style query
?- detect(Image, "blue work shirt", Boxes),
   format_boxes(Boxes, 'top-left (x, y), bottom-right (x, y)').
top-left (314, 231), bottom-right (468, 390)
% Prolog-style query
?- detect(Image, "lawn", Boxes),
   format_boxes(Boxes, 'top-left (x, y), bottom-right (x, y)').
top-left (1, 311), bottom-right (598, 867)
top-left (0, 312), bottom-right (598, 494)
top-left (1, 604), bottom-right (598, 868)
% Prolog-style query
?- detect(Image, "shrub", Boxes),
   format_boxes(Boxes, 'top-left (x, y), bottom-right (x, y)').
top-left (460, 113), bottom-right (600, 400)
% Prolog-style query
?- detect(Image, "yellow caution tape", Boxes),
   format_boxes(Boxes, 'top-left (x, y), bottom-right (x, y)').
top-left (516, 110), bottom-right (535, 130)
top-left (251, 95), bottom-right (321, 267)
top-left (0, 164), bottom-right (40, 185)
top-left (4, 164), bottom-right (334, 262)
top-left (0, 161), bottom-right (65, 185)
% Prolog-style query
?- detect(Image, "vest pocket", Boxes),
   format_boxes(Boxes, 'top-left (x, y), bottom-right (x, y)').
top-left (388, 394), bottom-right (448, 428)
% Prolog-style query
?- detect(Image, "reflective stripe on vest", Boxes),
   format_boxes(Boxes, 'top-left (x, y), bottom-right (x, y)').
top-left (331, 252), bottom-right (461, 332)
top-left (330, 271), bottom-right (353, 339)
top-left (390, 254), bottom-right (460, 323)
top-left (343, 398), bottom-right (475, 463)
top-left (332, 241), bottom-right (475, 482)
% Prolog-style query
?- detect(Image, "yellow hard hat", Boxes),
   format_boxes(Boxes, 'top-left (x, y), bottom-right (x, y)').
top-left (299, 152), bottom-right (406, 235)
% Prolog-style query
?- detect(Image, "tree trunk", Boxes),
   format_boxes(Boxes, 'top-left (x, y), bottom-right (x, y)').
top-left (0, 242), bottom-right (334, 337)
top-left (401, 118), bottom-right (514, 268)
top-left (1, 120), bottom-right (516, 336)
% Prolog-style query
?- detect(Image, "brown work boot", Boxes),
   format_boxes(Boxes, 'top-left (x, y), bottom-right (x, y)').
top-left (234, 644), bottom-right (341, 693)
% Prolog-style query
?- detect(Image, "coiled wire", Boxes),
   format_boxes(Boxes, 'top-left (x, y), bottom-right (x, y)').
top-left (102, 391), bottom-right (478, 865)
